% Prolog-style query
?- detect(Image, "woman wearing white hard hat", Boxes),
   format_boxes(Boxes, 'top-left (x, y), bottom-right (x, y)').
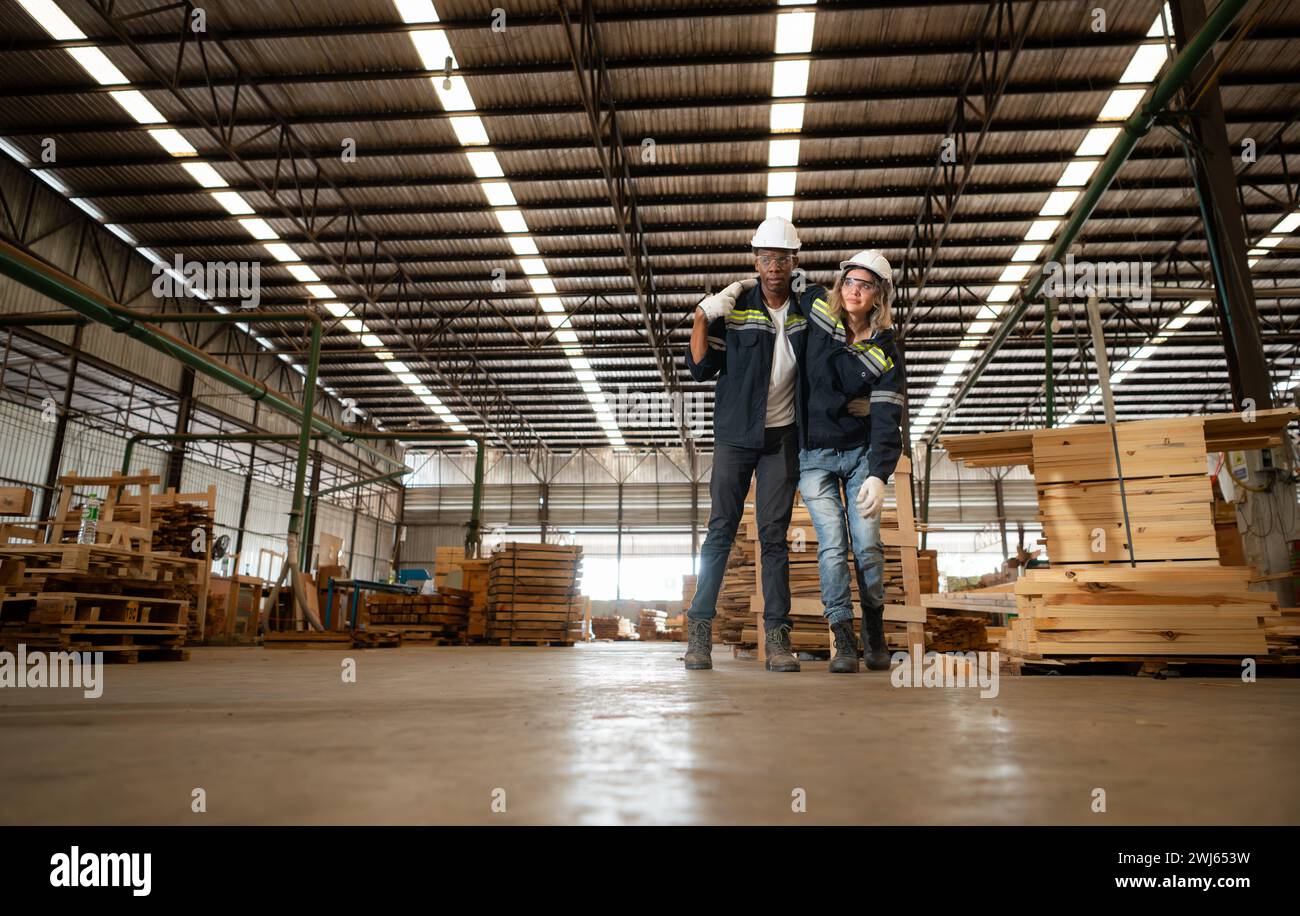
top-left (683, 216), bottom-right (808, 673)
top-left (797, 250), bottom-right (905, 673)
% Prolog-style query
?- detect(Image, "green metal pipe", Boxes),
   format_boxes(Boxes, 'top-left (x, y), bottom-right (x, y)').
top-left (336, 431), bottom-right (487, 559)
top-left (0, 243), bottom-right (404, 474)
top-left (302, 468), bottom-right (408, 555)
top-left (120, 431), bottom-right (328, 476)
top-left (1044, 297), bottom-right (1056, 427)
top-left (292, 318), bottom-right (322, 568)
top-left (0, 240), bottom-right (486, 559)
top-left (927, 0), bottom-right (1250, 447)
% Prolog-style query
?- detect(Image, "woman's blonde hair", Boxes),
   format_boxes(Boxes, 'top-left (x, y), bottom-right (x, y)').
top-left (826, 268), bottom-right (893, 336)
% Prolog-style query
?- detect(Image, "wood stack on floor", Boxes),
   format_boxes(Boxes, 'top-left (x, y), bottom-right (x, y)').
top-left (740, 457), bottom-right (927, 661)
top-left (637, 609), bottom-right (667, 641)
top-left (0, 543), bottom-right (199, 663)
top-left (917, 549), bottom-right (939, 594)
top-left (430, 547), bottom-right (490, 641)
top-left (942, 409), bottom-right (1296, 669)
top-left (591, 615), bottom-right (622, 640)
top-left (486, 542), bottom-right (583, 645)
top-left (366, 589), bottom-right (472, 644)
top-left (714, 538), bottom-right (756, 643)
top-left (0, 473), bottom-right (213, 663)
top-left (680, 574), bottom-right (696, 611)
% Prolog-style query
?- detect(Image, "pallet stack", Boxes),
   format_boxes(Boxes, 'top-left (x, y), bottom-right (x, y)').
top-left (743, 456), bottom-right (928, 661)
top-left (591, 615), bottom-right (622, 640)
top-left (0, 543), bottom-right (199, 663)
top-left (637, 609), bottom-right (668, 641)
top-left (366, 589), bottom-right (472, 643)
top-left (0, 472), bottom-right (213, 663)
top-left (486, 542), bottom-right (583, 645)
top-left (942, 410), bottom-right (1296, 668)
top-left (680, 574), bottom-right (696, 611)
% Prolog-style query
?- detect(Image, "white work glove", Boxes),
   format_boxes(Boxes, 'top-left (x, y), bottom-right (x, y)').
top-left (846, 396), bottom-right (870, 417)
top-left (856, 476), bottom-right (885, 518)
top-left (696, 278), bottom-right (757, 321)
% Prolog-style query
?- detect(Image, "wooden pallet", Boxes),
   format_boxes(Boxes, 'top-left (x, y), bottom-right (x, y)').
top-left (0, 591), bottom-right (187, 626)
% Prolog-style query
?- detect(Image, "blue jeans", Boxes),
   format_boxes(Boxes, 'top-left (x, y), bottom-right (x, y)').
top-left (688, 425), bottom-right (798, 629)
top-left (798, 446), bottom-right (885, 626)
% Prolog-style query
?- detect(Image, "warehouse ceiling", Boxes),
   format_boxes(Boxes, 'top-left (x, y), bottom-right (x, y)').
top-left (1, 0), bottom-right (1299, 454)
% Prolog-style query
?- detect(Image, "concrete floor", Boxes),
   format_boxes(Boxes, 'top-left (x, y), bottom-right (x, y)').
top-left (1, 642), bottom-right (1297, 825)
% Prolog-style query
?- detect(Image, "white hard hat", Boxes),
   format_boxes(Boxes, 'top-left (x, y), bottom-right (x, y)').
top-left (751, 216), bottom-right (800, 252)
top-left (840, 249), bottom-right (892, 282)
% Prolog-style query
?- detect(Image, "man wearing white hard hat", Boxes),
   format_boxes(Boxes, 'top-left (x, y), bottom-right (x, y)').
top-left (696, 247), bottom-right (906, 674)
top-left (682, 215), bottom-right (809, 672)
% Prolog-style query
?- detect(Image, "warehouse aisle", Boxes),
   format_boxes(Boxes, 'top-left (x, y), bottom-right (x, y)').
top-left (1, 643), bottom-right (1297, 825)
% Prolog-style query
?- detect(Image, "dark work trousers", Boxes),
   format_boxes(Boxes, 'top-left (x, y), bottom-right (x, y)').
top-left (687, 424), bottom-right (798, 630)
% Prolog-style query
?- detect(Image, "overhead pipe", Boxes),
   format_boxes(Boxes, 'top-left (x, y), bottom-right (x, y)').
top-left (927, 0), bottom-right (1251, 447)
top-left (0, 241), bottom-right (404, 476)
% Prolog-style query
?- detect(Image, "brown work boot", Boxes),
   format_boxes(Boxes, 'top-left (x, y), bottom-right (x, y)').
top-left (764, 622), bottom-right (801, 672)
top-left (828, 619), bottom-right (860, 673)
top-left (684, 618), bottom-right (713, 670)
top-left (860, 605), bottom-right (891, 670)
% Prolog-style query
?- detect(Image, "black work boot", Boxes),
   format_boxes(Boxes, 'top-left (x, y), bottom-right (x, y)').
top-left (860, 605), bottom-right (891, 670)
top-left (764, 622), bottom-right (801, 672)
top-left (684, 618), bottom-right (713, 670)
top-left (828, 619), bottom-right (860, 673)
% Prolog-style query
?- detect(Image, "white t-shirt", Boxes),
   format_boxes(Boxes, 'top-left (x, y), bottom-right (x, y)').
top-left (764, 301), bottom-right (796, 427)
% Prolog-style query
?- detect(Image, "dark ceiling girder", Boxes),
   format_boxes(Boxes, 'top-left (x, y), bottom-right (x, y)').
top-left (3, 81), bottom-right (1294, 138)
top-left (1, 1), bottom-right (1192, 54)
top-left (100, 173), bottom-right (1300, 229)
top-left (128, 201), bottom-right (1290, 250)
top-left (80, 0), bottom-right (550, 456)
top-left (8, 23), bottom-right (1298, 99)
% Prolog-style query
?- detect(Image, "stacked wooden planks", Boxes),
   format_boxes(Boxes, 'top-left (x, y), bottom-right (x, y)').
top-left (0, 543), bottom-right (199, 663)
top-left (1007, 566), bottom-right (1269, 658)
top-left (637, 609), bottom-right (668, 641)
top-left (741, 456), bottom-right (928, 656)
top-left (366, 589), bottom-right (472, 643)
top-left (591, 615), bottom-right (622, 640)
top-left (486, 543), bottom-right (583, 645)
top-left (941, 410), bottom-right (1293, 664)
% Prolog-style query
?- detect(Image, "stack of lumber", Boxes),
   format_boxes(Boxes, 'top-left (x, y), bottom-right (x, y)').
top-left (926, 615), bottom-right (989, 652)
top-left (148, 501), bottom-right (214, 557)
top-left (432, 546), bottom-right (464, 590)
top-left (486, 542), bottom-right (583, 645)
top-left (366, 589), bottom-right (472, 643)
top-left (637, 609), bottom-right (668, 641)
top-left (1262, 607), bottom-right (1300, 658)
top-left (0, 542), bottom-right (199, 663)
top-left (591, 615), bottom-right (622, 639)
top-left (1213, 499), bottom-right (1246, 566)
top-left (735, 457), bottom-right (927, 656)
top-left (942, 410), bottom-right (1293, 664)
top-left (680, 574), bottom-right (696, 610)
top-left (666, 614), bottom-right (685, 641)
top-left (917, 549), bottom-right (939, 594)
top-left (715, 537), bottom-right (756, 643)
top-left (1006, 566), bottom-right (1269, 658)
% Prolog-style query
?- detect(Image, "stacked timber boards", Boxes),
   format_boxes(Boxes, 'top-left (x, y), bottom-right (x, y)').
top-left (487, 543), bottom-right (582, 645)
top-left (940, 410), bottom-right (1288, 660)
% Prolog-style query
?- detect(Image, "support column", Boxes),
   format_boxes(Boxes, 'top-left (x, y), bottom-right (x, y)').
top-left (689, 448), bottom-right (700, 572)
top-left (615, 480), bottom-right (624, 603)
top-left (302, 448), bottom-right (322, 572)
top-left (164, 366), bottom-right (195, 492)
top-left (233, 402), bottom-right (258, 565)
top-left (1171, 0), bottom-right (1272, 409)
top-left (38, 324), bottom-right (82, 525)
top-left (538, 481), bottom-right (549, 544)
top-left (993, 473), bottom-right (1009, 563)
